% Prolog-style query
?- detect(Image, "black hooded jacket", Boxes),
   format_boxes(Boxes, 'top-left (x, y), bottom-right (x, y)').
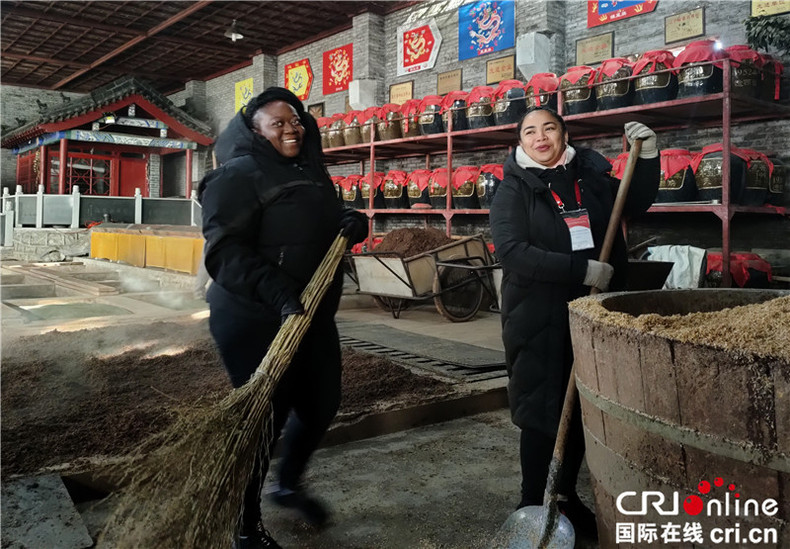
top-left (490, 147), bottom-right (659, 434)
top-left (198, 107), bottom-right (362, 322)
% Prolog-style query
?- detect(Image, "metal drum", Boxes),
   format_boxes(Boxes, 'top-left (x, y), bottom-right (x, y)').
top-left (767, 157), bottom-right (787, 206)
top-left (493, 80), bottom-right (527, 126)
top-left (595, 58), bottom-right (634, 111)
top-left (327, 113), bottom-right (346, 148)
top-left (569, 289), bottom-right (790, 549)
top-left (451, 166), bottom-right (481, 209)
top-left (559, 66), bottom-right (597, 115)
top-left (725, 45), bottom-right (762, 99)
top-left (633, 50), bottom-right (678, 105)
top-left (317, 117), bottom-right (332, 149)
top-left (383, 170), bottom-right (410, 209)
top-left (736, 148), bottom-right (771, 206)
top-left (429, 167), bottom-right (451, 209)
top-left (360, 106), bottom-right (380, 143)
top-left (418, 95), bottom-right (444, 135)
top-left (441, 91), bottom-right (469, 132)
top-left (675, 40), bottom-right (725, 98)
top-left (476, 164), bottom-right (503, 209)
top-left (342, 111), bottom-right (363, 146)
top-left (360, 171), bottom-right (387, 209)
top-left (692, 144), bottom-right (748, 203)
top-left (340, 174), bottom-right (365, 209)
top-left (525, 72), bottom-right (559, 110)
top-left (406, 169), bottom-right (432, 208)
top-left (399, 99), bottom-right (422, 138)
top-left (656, 149), bottom-right (697, 203)
top-left (466, 86), bottom-right (497, 129)
top-left (377, 104), bottom-right (403, 141)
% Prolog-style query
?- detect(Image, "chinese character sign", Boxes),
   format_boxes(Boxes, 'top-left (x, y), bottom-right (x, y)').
top-left (459, 0), bottom-right (515, 60)
top-left (588, 0), bottom-right (657, 28)
top-left (235, 78), bottom-right (254, 113)
top-left (323, 44), bottom-right (353, 95)
top-left (284, 59), bottom-right (313, 101)
top-left (397, 18), bottom-right (442, 76)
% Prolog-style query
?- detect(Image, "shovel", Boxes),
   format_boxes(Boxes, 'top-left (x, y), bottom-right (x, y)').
top-left (493, 138), bottom-right (644, 549)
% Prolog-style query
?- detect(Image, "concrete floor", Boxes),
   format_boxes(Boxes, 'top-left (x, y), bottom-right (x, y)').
top-left (1, 259), bottom-right (598, 549)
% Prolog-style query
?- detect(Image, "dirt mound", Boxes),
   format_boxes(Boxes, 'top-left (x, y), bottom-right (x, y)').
top-left (1, 321), bottom-right (454, 478)
top-left (374, 227), bottom-right (453, 258)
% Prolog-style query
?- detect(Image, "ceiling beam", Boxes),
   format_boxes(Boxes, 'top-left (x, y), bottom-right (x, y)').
top-left (7, 6), bottom-right (145, 37)
top-left (52, 1), bottom-right (214, 90)
top-left (1, 51), bottom-right (90, 68)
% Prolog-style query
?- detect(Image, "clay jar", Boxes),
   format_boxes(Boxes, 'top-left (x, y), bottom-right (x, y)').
top-left (342, 111), bottom-right (363, 145)
top-left (440, 91), bottom-right (470, 132)
top-left (594, 58), bottom-right (634, 110)
top-left (466, 86), bottom-right (497, 129)
top-left (330, 175), bottom-right (344, 200)
top-left (767, 157), bottom-right (787, 206)
top-left (317, 116), bottom-right (332, 149)
top-left (406, 169), bottom-right (432, 208)
top-left (340, 174), bottom-right (365, 208)
top-left (360, 171), bottom-right (387, 209)
top-left (383, 170), bottom-right (410, 209)
top-left (493, 80), bottom-right (528, 126)
top-left (428, 167), bottom-right (451, 209)
top-left (525, 73), bottom-right (559, 110)
top-left (399, 99), bottom-right (422, 138)
top-left (725, 45), bottom-right (763, 99)
top-left (377, 103), bottom-right (403, 141)
top-left (735, 147), bottom-right (772, 206)
top-left (675, 40), bottom-right (726, 98)
top-left (559, 66), bottom-right (597, 115)
top-left (360, 106), bottom-right (381, 143)
top-left (477, 164), bottom-right (503, 209)
top-left (633, 50), bottom-right (678, 105)
top-left (691, 144), bottom-right (748, 204)
top-left (452, 166), bottom-right (481, 209)
top-left (418, 95), bottom-right (444, 135)
top-left (656, 149), bottom-right (697, 203)
top-left (327, 113), bottom-right (346, 148)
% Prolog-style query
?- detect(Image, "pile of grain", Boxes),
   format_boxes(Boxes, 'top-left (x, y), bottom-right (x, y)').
top-left (374, 227), bottom-right (453, 258)
top-left (570, 295), bottom-right (790, 360)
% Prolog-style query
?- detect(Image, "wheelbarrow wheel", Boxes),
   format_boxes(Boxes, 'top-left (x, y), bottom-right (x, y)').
top-left (433, 258), bottom-right (484, 322)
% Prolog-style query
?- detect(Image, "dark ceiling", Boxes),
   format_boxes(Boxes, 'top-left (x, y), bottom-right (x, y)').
top-left (1, 1), bottom-right (417, 95)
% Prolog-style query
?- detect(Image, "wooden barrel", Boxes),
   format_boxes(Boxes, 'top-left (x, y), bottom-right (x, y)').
top-left (569, 289), bottom-right (790, 549)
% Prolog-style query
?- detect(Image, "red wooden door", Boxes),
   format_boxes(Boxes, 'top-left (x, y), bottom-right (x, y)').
top-left (119, 157), bottom-right (148, 197)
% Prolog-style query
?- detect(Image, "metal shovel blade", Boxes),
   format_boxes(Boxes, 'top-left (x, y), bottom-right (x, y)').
top-left (490, 505), bottom-right (575, 549)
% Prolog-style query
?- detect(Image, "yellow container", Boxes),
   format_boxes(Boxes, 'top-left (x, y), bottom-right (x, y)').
top-left (90, 232), bottom-right (118, 261)
top-left (117, 234), bottom-right (146, 268)
top-left (163, 236), bottom-right (196, 274)
top-left (145, 235), bottom-right (167, 270)
top-left (192, 238), bottom-right (205, 275)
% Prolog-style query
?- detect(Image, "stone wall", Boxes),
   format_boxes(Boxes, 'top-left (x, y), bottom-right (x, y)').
top-left (7, 228), bottom-right (91, 262)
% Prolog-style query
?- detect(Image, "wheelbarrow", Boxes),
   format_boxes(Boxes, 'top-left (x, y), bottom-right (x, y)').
top-left (345, 234), bottom-right (500, 322)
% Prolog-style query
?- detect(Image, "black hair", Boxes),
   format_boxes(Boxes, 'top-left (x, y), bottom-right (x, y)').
top-left (242, 86), bottom-right (329, 182)
top-left (516, 106), bottom-right (570, 142)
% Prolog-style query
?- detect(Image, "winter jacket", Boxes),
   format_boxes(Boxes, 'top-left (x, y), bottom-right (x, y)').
top-left (489, 147), bottom-right (659, 435)
top-left (199, 111), bottom-right (365, 322)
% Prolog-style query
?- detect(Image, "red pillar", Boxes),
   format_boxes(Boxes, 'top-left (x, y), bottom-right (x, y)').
top-left (58, 138), bottom-right (68, 194)
top-left (185, 149), bottom-right (193, 197)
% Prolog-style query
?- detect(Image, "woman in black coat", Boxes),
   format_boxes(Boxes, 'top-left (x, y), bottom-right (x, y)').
top-left (199, 87), bottom-right (367, 549)
top-left (489, 107), bottom-right (659, 538)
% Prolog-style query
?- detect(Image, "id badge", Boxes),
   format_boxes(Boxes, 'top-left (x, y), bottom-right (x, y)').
top-left (562, 209), bottom-right (594, 251)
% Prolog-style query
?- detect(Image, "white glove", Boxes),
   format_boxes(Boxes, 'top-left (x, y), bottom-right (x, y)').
top-left (624, 121), bottom-right (658, 159)
top-left (583, 260), bottom-right (614, 292)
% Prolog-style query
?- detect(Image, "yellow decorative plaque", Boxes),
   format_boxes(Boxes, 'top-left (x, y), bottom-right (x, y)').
top-left (437, 69), bottom-right (462, 96)
top-left (389, 81), bottom-right (414, 105)
top-left (486, 56), bottom-right (515, 85)
top-left (665, 8), bottom-right (705, 44)
top-left (575, 33), bottom-right (613, 66)
top-left (235, 78), bottom-right (254, 113)
top-left (751, 0), bottom-right (790, 16)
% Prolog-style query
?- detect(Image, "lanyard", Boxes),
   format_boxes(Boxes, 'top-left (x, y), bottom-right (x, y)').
top-left (549, 179), bottom-right (582, 213)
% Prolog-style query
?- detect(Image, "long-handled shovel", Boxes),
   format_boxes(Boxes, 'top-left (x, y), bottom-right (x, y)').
top-left (98, 233), bottom-right (349, 548)
top-left (493, 138), bottom-right (644, 548)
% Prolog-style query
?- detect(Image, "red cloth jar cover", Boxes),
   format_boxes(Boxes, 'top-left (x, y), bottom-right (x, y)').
top-left (407, 169), bottom-right (432, 191)
top-left (399, 99), bottom-right (422, 134)
top-left (317, 117), bottom-right (332, 128)
top-left (343, 110), bottom-right (362, 125)
top-left (494, 79), bottom-right (527, 98)
top-left (690, 143), bottom-right (752, 172)
top-left (706, 252), bottom-right (772, 288)
top-left (527, 73), bottom-right (559, 93)
top-left (340, 174), bottom-right (363, 191)
top-left (468, 85), bottom-right (497, 104)
top-left (560, 66), bottom-right (597, 86)
top-left (452, 166), bottom-right (481, 189)
top-left (419, 95), bottom-right (443, 112)
top-left (595, 58), bottom-right (633, 81)
top-left (633, 50), bottom-right (677, 75)
top-left (725, 45), bottom-right (763, 67)
top-left (441, 90), bottom-right (469, 112)
top-left (330, 175), bottom-right (345, 186)
top-left (385, 170), bottom-right (408, 186)
top-left (359, 107), bottom-right (381, 123)
top-left (479, 163), bottom-right (504, 179)
top-left (430, 168), bottom-right (449, 189)
top-left (661, 149), bottom-right (695, 180)
top-left (379, 103), bottom-right (401, 127)
top-left (610, 152), bottom-right (629, 179)
top-left (674, 40), bottom-right (727, 68)
top-left (732, 147), bottom-right (775, 177)
top-left (361, 171), bottom-right (385, 189)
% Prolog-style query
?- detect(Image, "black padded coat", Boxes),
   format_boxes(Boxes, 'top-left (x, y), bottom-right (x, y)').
top-left (489, 147), bottom-right (659, 436)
